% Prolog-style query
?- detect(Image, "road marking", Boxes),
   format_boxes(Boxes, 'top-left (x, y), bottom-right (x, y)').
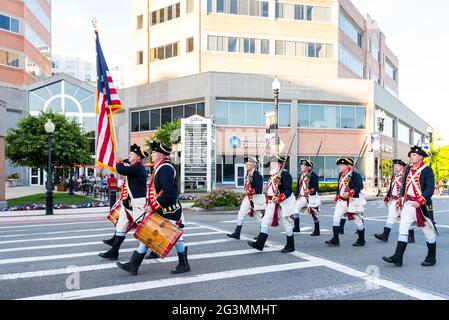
top-left (0, 246), bottom-right (284, 281)
top-left (0, 238), bottom-right (235, 265)
top-left (18, 261), bottom-right (321, 300)
top-left (220, 220), bottom-right (259, 224)
top-left (0, 220), bottom-right (107, 230)
top-left (0, 226), bottom-right (205, 239)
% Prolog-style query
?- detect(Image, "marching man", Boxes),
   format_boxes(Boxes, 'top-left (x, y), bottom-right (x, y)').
top-left (248, 155), bottom-right (296, 253)
top-left (375, 159), bottom-right (415, 243)
top-left (293, 159), bottom-right (321, 236)
top-left (99, 144), bottom-right (149, 260)
top-left (325, 158), bottom-right (366, 247)
top-left (117, 140), bottom-right (190, 275)
top-left (383, 146), bottom-right (437, 267)
top-left (227, 157), bottom-right (264, 240)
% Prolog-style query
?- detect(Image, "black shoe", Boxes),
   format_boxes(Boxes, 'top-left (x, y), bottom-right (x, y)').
top-left (227, 225), bottom-right (242, 240)
top-left (253, 236), bottom-right (259, 241)
top-left (311, 222), bottom-right (320, 236)
top-left (339, 219), bottom-right (346, 235)
top-left (145, 251), bottom-right (159, 260)
top-left (248, 233), bottom-right (269, 251)
top-left (353, 229), bottom-right (366, 247)
top-left (281, 235), bottom-right (295, 253)
top-left (325, 226), bottom-right (340, 246)
top-left (293, 218), bottom-right (300, 233)
top-left (116, 250), bottom-right (146, 275)
top-left (99, 235), bottom-right (125, 260)
top-left (374, 227), bottom-right (391, 242)
top-left (171, 247), bottom-right (191, 274)
top-left (421, 242), bottom-right (436, 267)
top-left (382, 241), bottom-right (407, 267)
top-left (102, 232), bottom-right (116, 247)
top-left (408, 229), bottom-right (415, 244)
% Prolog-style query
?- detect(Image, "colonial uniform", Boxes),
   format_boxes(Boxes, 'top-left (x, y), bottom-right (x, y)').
top-left (375, 159), bottom-right (412, 243)
top-left (294, 159), bottom-right (321, 236)
top-left (248, 155), bottom-right (296, 253)
top-left (117, 141), bottom-right (190, 275)
top-left (227, 157), bottom-right (264, 240)
top-left (325, 158), bottom-right (366, 247)
top-left (383, 146), bottom-right (437, 267)
top-left (99, 144), bottom-right (149, 260)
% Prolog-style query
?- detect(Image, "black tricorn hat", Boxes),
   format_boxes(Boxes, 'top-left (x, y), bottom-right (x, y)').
top-left (336, 158), bottom-right (355, 166)
top-left (272, 154), bottom-right (287, 163)
top-left (300, 159), bottom-right (315, 168)
top-left (150, 140), bottom-right (172, 156)
top-left (393, 159), bottom-right (407, 167)
top-left (130, 144), bottom-right (149, 159)
top-left (408, 145), bottom-right (431, 158)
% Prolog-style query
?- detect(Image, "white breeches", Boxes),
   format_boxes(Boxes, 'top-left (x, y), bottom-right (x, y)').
top-left (398, 202), bottom-right (435, 241)
top-left (116, 197), bottom-right (147, 233)
top-left (261, 194), bottom-right (295, 233)
top-left (238, 196), bottom-right (263, 221)
top-left (386, 199), bottom-right (399, 226)
top-left (332, 200), bottom-right (364, 229)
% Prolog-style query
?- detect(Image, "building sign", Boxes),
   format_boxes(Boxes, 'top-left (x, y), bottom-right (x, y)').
top-left (229, 136), bottom-right (267, 149)
top-left (181, 115), bottom-right (215, 192)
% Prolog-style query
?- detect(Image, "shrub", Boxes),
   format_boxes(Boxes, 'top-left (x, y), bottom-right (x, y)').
top-left (192, 189), bottom-right (242, 209)
top-left (8, 173), bottom-right (19, 179)
top-left (291, 182), bottom-right (338, 193)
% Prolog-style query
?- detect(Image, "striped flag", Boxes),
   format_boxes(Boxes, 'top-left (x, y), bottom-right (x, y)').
top-left (95, 30), bottom-right (122, 173)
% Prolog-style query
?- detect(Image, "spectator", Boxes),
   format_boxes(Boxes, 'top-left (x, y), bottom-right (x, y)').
top-left (107, 174), bottom-right (118, 208)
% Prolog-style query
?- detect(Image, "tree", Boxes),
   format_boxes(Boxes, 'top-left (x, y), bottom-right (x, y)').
top-left (6, 110), bottom-right (93, 171)
top-left (145, 119), bottom-right (181, 155)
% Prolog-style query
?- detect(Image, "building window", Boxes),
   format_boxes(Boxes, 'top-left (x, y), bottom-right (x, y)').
top-left (186, 37), bottom-right (194, 53)
top-left (339, 45), bottom-right (364, 78)
top-left (0, 49), bottom-right (20, 68)
top-left (298, 156), bottom-right (363, 182)
top-left (150, 42), bottom-right (180, 62)
top-left (186, 0), bottom-right (194, 13)
top-left (150, 2), bottom-right (181, 26)
top-left (137, 51), bottom-right (144, 65)
top-left (209, 0), bottom-right (269, 17)
top-left (276, 3), bottom-right (330, 23)
top-left (398, 122), bottom-right (411, 144)
top-left (140, 110), bottom-right (150, 131)
top-left (0, 13), bottom-right (20, 33)
top-left (414, 131), bottom-right (423, 145)
top-left (208, 35), bottom-right (269, 55)
top-left (136, 14), bottom-right (143, 30)
top-left (151, 11), bottom-right (157, 25)
top-left (275, 40), bottom-right (333, 59)
top-left (298, 104), bottom-right (366, 129)
top-left (24, 0), bottom-right (51, 32)
top-left (131, 112), bottom-right (140, 132)
top-left (339, 12), bottom-right (363, 48)
top-left (385, 59), bottom-right (398, 81)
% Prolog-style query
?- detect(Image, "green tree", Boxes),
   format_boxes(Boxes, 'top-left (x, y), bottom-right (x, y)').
top-left (6, 110), bottom-right (93, 170)
top-left (145, 119), bottom-right (181, 151)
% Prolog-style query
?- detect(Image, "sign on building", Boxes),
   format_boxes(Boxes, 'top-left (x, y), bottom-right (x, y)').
top-left (181, 115), bottom-right (216, 193)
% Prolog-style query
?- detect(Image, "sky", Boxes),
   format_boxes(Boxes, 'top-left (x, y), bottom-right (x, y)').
top-left (52, 0), bottom-right (449, 144)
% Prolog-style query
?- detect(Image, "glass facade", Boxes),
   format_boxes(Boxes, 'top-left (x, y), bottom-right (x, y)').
top-left (208, 35), bottom-right (269, 55)
top-left (216, 100), bottom-right (291, 127)
top-left (275, 40), bottom-right (333, 58)
top-left (298, 156), bottom-right (365, 182)
top-left (339, 12), bottom-right (363, 47)
top-left (298, 104), bottom-right (365, 129)
top-left (339, 45), bottom-right (364, 78)
top-left (131, 102), bottom-right (205, 132)
top-left (208, 0), bottom-right (269, 17)
top-left (24, 0), bottom-right (51, 32)
top-left (276, 2), bottom-right (331, 23)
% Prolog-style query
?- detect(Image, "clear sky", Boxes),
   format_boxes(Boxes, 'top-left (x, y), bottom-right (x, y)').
top-left (52, 0), bottom-right (449, 144)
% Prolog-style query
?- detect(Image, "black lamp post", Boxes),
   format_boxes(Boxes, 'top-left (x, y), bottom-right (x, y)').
top-left (376, 110), bottom-right (386, 197)
top-left (272, 77), bottom-right (281, 155)
top-left (45, 119), bottom-right (55, 215)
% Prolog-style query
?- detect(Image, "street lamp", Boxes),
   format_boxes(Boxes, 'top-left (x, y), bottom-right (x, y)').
top-left (376, 110), bottom-right (386, 197)
top-left (272, 77), bottom-right (281, 155)
top-left (44, 119), bottom-right (55, 215)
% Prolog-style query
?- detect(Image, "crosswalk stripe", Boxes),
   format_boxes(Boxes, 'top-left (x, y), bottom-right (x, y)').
top-left (0, 220), bottom-right (107, 230)
top-left (0, 246), bottom-right (284, 281)
top-left (18, 260), bottom-right (322, 300)
top-left (0, 231), bottom-right (226, 253)
top-left (0, 238), bottom-right (235, 266)
top-left (0, 226), bottom-right (205, 240)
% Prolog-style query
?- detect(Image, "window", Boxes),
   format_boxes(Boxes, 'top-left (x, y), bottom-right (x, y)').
top-left (168, 6), bottom-right (173, 20)
top-left (187, 0), bottom-right (194, 13)
top-left (275, 40), bottom-right (332, 59)
top-left (185, 104), bottom-right (197, 117)
top-left (140, 110), bottom-right (150, 131)
top-left (339, 12), bottom-right (363, 48)
top-left (136, 14), bottom-right (143, 30)
top-left (298, 104), bottom-right (365, 129)
top-left (0, 50), bottom-right (20, 68)
top-left (137, 51), bottom-right (144, 65)
top-left (173, 105), bottom-right (184, 120)
top-left (208, 35), bottom-right (269, 55)
top-left (161, 107), bottom-right (172, 125)
top-left (228, 37), bottom-right (238, 52)
top-left (398, 122), bottom-right (411, 144)
top-left (339, 45), bottom-right (364, 78)
top-left (385, 59), bottom-right (398, 81)
top-left (150, 41), bottom-right (180, 62)
top-left (414, 131), bottom-right (423, 145)
top-left (186, 37), bottom-right (194, 53)
top-left (131, 112), bottom-right (139, 132)
top-left (151, 11), bottom-right (157, 25)
top-left (150, 109), bottom-right (161, 130)
top-left (209, 0), bottom-right (269, 17)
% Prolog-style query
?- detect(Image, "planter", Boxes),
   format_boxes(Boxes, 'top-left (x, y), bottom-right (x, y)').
top-left (56, 184), bottom-right (68, 192)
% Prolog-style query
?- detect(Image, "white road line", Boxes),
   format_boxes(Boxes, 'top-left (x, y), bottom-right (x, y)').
top-left (0, 238), bottom-right (235, 266)
top-left (190, 221), bottom-right (449, 301)
top-left (0, 233), bottom-right (117, 245)
top-left (289, 251), bottom-right (448, 300)
top-left (0, 226), bottom-right (205, 240)
top-left (0, 231), bottom-right (226, 253)
top-left (0, 246), bottom-right (284, 281)
top-left (0, 220), bottom-right (107, 230)
top-left (18, 261), bottom-right (321, 300)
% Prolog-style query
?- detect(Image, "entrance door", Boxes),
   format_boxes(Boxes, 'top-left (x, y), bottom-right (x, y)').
top-left (235, 164), bottom-right (246, 189)
top-left (30, 168), bottom-right (45, 186)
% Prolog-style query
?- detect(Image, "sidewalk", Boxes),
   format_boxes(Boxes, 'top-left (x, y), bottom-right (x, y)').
top-left (5, 186), bottom-right (47, 200)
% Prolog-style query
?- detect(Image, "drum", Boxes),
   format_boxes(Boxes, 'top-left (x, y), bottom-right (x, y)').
top-left (134, 212), bottom-right (184, 258)
top-left (107, 201), bottom-right (121, 225)
top-left (348, 197), bottom-right (366, 214)
top-left (252, 194), bottom-right (267, 211)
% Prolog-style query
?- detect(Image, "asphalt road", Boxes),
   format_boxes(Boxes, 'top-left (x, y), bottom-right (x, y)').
top-left (1, 197), bottom-right (449, 300)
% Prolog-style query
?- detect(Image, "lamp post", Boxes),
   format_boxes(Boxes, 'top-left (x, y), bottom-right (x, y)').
top-left (376, 110), bottom-right (386, 197)
top-left (427, 127), bottom-right (434, 168)
top-left (272, 77), bottom-right (281, 155)
top-left (45, 119), bottom-right (55, 215)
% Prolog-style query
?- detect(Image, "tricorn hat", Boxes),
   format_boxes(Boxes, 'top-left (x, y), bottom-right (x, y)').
top-left (300, 159), bottom-right (315, 168)
top-left (336, 158), bottom-right (355, 166)
top-left (392, 159), bottom-right (407, 167)
top-left (150, 140), bottom-right (172, 156)
top-left (408, 145), bottom-right (431, 158)
top-left (130, 144), bottom-right (149, 159)
top-left (246, 156), bottom-right (259, 165)
top-left (272, 154), bottom-right (287, 163)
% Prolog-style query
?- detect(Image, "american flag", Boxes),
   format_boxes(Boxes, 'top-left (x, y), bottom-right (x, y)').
top-left (95, 30), bottom-right (122, 173)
